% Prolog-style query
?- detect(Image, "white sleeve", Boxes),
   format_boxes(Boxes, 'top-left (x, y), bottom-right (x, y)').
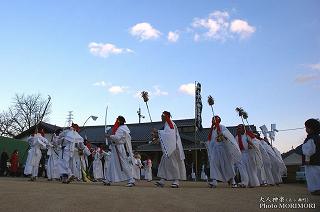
top-left (302, 139), bottom-right (316, 161)
top-left (110, 129), bottom-right (126, 144)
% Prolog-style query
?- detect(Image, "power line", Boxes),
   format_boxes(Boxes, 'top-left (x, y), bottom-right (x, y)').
top-left (276, 127), bottom-right (305, 132)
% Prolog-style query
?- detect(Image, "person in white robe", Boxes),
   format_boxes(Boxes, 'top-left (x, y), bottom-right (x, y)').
top-left (56, 123), bottom-right (83, 183)
top-left (24, 129), bottom-right (47, 181)
top-left (132, 153), bottom-right (142, 180)
top-left (144, 158), bottom-right (153, 182)
top-left (105, 116), bottom-right (135, 187)
top-left (206, 116), bottom-right (241, 188)
top-left (71, 142), bottom-right (82, 181)
top-left (154, 111), bottom-right (186, 188)
top-left (235, 124), bottom-right (262, 188)
top-left (260, 137), bottom-right (286, 185)
top-left (93, 147), bottom-right (104, 181)
top-left (102, 148), bottom-right (112, 183)
top-left (302, 118), bottom-right (320, 195)
top-left (46, 129), bottom-right (61, 181)
top-left (254, 133), bottom-right (274, 186)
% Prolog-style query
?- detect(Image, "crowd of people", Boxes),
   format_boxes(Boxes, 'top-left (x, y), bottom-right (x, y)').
top-left (1, 112), bottom-right (319, 195)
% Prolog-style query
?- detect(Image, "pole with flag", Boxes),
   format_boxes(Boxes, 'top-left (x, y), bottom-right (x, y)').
top-left (194, 81), bottom-right (203, 179)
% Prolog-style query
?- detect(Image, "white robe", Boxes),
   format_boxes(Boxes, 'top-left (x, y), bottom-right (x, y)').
top-left (57, 129), bottom-right (83, 177)
top-left (46, 142), bottom-right (60, 180)
top-left (107, 125), bottom-right (134, 183)
top-left (24, 134), bottom-right (47, 177)
top-left (207, 125), bottom-right (241, 183)
top-left (71, 147), bottom-right (82, 180)
top-left (235, 134), bottom-right (261, 187)
top-left (102, 151), bottom-right (112, 182)
top-left (254, 140), bottom-right (267, 185)
top-left (257, 140), bottom-right (274, 185)
top-left (144, 159), bottom-right (152, 181)
top-left (157, 122), bottom-right (186, 181)
top-left (272, 147), bottom-right (287, 184)
top-left (302, 138), bottom-right (320, 192)
top-left (132, 158), bottom-right (142, 180)
top-left (93, 150), bottom-right (103, 179)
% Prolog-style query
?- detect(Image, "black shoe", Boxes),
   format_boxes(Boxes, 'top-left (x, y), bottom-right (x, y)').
top-left (208, 183), bottom-right (216, 188)
top-left (103, 181), bottom-right (111, 186)
top-left (311, 190), bottom-right (320, 195)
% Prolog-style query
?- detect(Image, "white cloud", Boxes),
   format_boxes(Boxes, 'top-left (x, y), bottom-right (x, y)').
top-left (179, 83), bottom-right (195, 96)
top-left (108, 86), bottom-right (128, 94)
top-left (230, 19), bottom-right (256, 39)
top-left (153, 86), bottom-right (168, 96)
top-left (167, 31), bottom-right (179, 42)
top-left (93, 81), bottom-right (107, 87)
top-left (88, 42), bottom-right (133, 58)
top-left (192, 10), bottom-right (230, 41)
top-left (191, 10), bottom-right (255, 41)
top-left (129, 22), bottom-right (161, 41)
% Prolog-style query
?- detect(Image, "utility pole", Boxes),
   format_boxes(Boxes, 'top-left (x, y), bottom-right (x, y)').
top-left (66, 111), bottom-right (73, 127)
top-left (137, 106), bottom-right (145, 124)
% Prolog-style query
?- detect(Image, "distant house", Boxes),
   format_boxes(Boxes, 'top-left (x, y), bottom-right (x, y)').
top-left (14, 122), bottom-right (62, 142)
top-left (282, 145), bottom-right (303, 183)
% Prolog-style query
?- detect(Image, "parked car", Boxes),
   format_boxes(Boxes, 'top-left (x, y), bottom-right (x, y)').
top-left (296, 166), bottom-right (306, 182)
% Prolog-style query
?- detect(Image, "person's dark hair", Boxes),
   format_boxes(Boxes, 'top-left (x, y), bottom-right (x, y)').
top-left (55, 128), bottom-right (63, 135)
top-left (117, 116), bottom-right (126, 125)
top-left (305, 118), bottom-right (320, 134)
top-left (162, 111), bottom-right (171, 117)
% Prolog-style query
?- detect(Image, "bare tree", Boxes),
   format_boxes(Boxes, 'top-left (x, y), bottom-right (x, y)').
top-left (0, 93), bottom-right (51, 137)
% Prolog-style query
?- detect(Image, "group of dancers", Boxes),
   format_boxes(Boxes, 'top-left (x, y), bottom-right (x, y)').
top-left (206, 115), bottom-right (287, 188)
top-left (23, 120), bottom-right (152, 185)
top-left (23, 110), bottom-right (320, 193)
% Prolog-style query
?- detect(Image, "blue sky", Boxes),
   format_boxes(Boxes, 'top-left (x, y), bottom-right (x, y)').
top-left (0, 0), bottom-right (319, 153)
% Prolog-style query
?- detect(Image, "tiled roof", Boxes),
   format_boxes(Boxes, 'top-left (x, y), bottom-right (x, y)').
top-left (14, 122), bottom-right (62, 139)
top-left (282, 144), bottom-right (302, 159)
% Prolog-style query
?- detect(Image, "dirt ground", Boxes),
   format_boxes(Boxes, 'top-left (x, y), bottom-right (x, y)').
top-left (0, 177), bottom-right (319, 212)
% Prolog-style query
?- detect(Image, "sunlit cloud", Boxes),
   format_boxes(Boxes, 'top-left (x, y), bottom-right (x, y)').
top-left (88, 42), bottom-right (133, 58)
top-left (179, 83), bottom-right (195, 96)
top-left (129, 22), bottom-right (161, 41)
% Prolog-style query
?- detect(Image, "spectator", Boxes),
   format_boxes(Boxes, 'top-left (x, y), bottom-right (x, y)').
top-left (0, 149), bottom-right (9, 176)
top-left (9, 149), bottom-right (19, 177)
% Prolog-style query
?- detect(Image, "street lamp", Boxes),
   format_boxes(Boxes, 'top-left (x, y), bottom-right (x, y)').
top-left (81, 115), bottom-right (98, 139)
top-left (82, 115), bottom-right (98, 128)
